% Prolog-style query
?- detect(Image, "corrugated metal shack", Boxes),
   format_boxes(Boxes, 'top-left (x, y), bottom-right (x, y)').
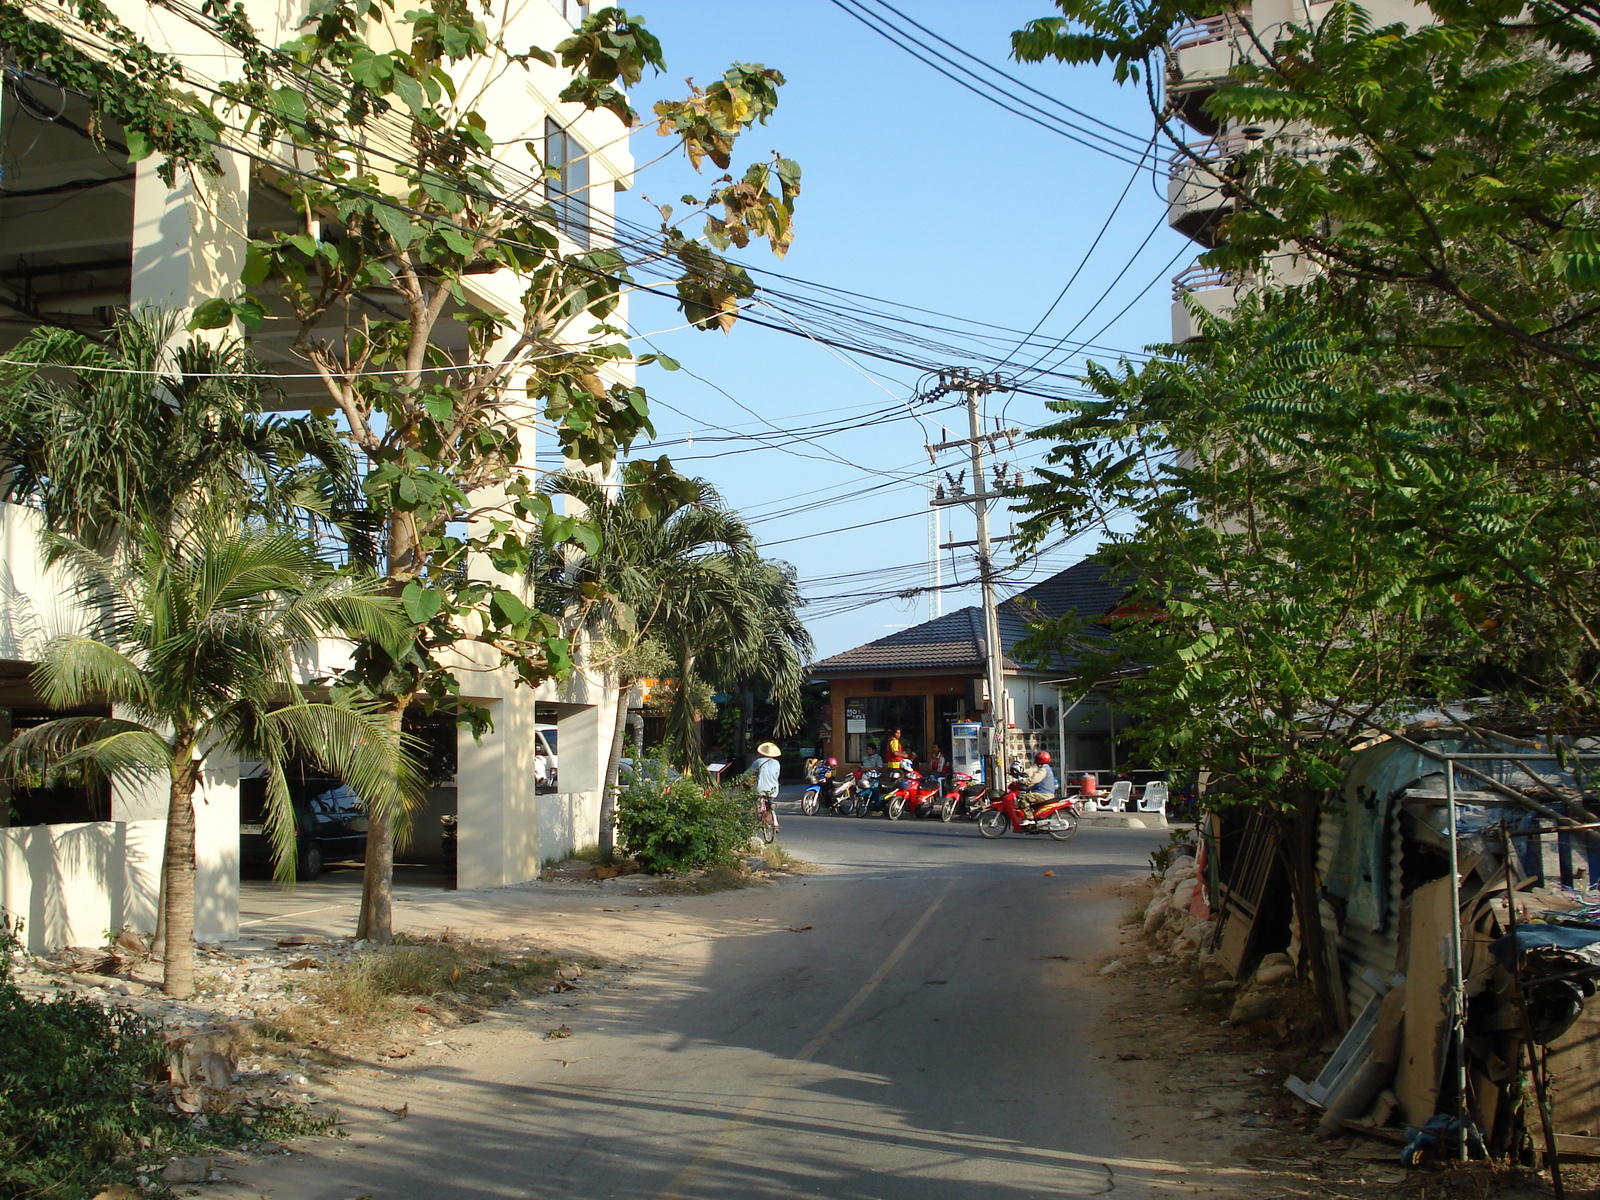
top-left (1281, 733), bottom-right (1600, 1162)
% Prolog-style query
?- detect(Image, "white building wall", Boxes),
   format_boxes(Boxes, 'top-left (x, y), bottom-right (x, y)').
top-left (2, 0), bottom-right (633, 936)
top-left (0, 819), bottom-right (163, 952)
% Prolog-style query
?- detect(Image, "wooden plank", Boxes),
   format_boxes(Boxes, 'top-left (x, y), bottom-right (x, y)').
top-left (1546, 997), bottom-right (1600, 1137)
top-left (1395, 876), bottom-right (1454, 1127)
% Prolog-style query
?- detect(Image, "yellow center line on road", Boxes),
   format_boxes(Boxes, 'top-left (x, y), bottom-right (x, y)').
top-left (653, 877), bottom-right (958, 1200)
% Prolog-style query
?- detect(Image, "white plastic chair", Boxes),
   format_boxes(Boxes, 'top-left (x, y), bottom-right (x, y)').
top-left (1106, 780), bottom-right (1133, 812)
top-left (1138, 780), bottom-right (1168, 815)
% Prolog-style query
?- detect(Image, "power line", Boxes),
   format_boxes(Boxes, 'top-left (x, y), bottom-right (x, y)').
top-left (827, 0), bottom-right (1154, 169)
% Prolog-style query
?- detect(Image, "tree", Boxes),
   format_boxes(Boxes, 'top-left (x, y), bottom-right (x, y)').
top-left (0, 1), bottom-right (806, 940)
top-left (1012, 1), bottom-right (1600, 719)
top-left (1014, 295), bottom-right (1475, 1024)
top-left (532, 462), bottom-right (811, 859)
top-left (1, 527), bottom-right (416, 997)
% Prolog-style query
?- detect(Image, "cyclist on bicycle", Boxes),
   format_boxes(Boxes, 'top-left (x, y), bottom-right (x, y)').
top-left (745, 741), bottom-right (782, 832)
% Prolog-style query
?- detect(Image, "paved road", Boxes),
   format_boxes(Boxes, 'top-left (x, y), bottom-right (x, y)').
top-left (220, 809), bottom-right (1209, 1200)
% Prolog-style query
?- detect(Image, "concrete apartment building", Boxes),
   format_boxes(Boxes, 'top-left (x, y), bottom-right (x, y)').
top-left (0, 0), bottom-right (628, 948)
top-left (1166, 0), bottom-right (1418, 341)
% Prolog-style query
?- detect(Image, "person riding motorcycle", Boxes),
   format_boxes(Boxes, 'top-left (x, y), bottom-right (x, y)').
top-left (860, 743), bottom-right (884, 770)
top-left (1019, 751), bottom-right (1057, 815)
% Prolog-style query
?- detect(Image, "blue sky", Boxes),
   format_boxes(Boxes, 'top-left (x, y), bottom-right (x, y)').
top-left (590, 1), bottom-right (1190, 661)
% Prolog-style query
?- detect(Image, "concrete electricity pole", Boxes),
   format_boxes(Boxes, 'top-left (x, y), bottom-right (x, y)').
top-left (925, 369), bottom-right (1018, 785)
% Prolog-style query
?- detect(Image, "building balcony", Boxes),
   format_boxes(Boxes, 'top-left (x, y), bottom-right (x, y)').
top-left (1170, 262), bottom-right (1243, 342)
top-left (1165, 10), bottom-right (1250, 136)
top-left (1166, 132), bottom-right (1254, 246)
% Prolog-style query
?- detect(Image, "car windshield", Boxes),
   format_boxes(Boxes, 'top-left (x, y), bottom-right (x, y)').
top-left (305, 784), bottom-right (363, 813)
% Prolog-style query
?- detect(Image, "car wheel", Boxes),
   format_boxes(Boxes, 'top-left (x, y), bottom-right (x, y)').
top-left (297, 842), bottom-right (323, 881)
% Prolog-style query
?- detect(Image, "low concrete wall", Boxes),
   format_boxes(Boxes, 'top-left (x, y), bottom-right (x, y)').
top-left (0, 820), bottom-right (163, 951)
top-left (536, 789), bottom-right (601, 865)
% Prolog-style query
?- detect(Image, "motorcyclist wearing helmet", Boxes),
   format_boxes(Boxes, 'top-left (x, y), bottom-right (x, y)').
top-left (1019, 751), bottom-right (1057, 814)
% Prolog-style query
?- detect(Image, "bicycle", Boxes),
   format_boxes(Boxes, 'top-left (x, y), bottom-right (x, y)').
top-left (756, 793), bottom-right (780, 843)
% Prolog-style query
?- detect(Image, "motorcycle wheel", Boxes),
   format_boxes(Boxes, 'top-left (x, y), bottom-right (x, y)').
top-left (940, 796), bottom-right (956, 822)
top-left (800, 788), bottom-right (819, 816)
top-left (887, 795), bottom-right (905, 821)
top-left (1046, 808), bottom-right (1080, 841)
top-left (834, 793), bottom-right (856, 817)
top-left (856, 796), bottom-right (872, 817)
top-left (977, 808), bottom-right (1008, 839)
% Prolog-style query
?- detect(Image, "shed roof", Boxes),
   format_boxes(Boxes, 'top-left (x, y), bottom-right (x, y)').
top-left (810, 558), bottom-right (1129, 676)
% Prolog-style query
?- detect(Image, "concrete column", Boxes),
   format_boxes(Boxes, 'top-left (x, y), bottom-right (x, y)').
top-left (130, 150), bottom-right (249, 314)
top-left (456, 700), bottom-right (508, 889)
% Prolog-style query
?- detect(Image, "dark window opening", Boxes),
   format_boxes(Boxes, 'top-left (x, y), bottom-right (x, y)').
top-left (545, 118), bottom-right (590, 248)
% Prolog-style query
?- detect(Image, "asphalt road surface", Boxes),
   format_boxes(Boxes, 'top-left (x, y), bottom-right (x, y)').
top-left (219, 808), bottom-right (1200, 1200)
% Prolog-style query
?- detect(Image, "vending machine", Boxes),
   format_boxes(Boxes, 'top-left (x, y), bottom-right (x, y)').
top-left (950, 721), bottom-right (984, 785)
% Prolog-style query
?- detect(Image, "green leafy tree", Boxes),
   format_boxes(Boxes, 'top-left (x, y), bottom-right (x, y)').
top-left (531, 462), bottom-right (811, 859)
top-left (1015, 296), bottom-right (1473, 1022)
top-left (1, 528), bottom-right (417, 997)
top-left (1012, 1), bottom-right (1600, 713)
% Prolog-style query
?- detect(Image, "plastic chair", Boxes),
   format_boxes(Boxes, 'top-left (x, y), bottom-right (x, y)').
top-left (1138, 780), bottom-right (1168, 815)
top-left (1106, 780), bottom-right (1133, 812)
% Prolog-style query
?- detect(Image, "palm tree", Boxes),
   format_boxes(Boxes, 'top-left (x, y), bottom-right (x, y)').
top-left (1, 526), bottom-right (419, 998)
top-left (532, 464), bottom-right (812, 859)
top-left (0, 309), bottom-right (353, 554)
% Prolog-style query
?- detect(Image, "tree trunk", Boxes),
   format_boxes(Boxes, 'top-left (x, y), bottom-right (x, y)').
top-left (359, 505), bottom-right (419, 946)
top-left (1283, 790), bottom-right (1342, 1032)
top-left (160, 751), bottom-right (201, 999)
top-left (357, 705), bottom-right (405, 943)
top-left (599, 677), bottom-right (632, 863)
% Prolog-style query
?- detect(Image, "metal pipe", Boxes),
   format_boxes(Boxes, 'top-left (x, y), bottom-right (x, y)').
top-left (1447, 763), bottom-right (1468, 1161)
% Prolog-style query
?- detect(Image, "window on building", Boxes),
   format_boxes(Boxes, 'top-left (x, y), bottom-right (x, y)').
top-left (844, 695), bottom-right (927, 763)
top-left (545, 118), bottom-right (590, 248)
top-left (550, 0), bottom-right (589, 23)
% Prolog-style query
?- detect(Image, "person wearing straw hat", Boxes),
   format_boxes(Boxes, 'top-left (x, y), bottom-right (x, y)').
top-left (745, 741), bottom-right (783, 804)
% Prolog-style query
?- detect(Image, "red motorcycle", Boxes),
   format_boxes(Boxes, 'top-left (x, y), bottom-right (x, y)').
top-left (940, 771), bottom-right (988, 822)
top-left (886, 769), bottom-right (943, 820)
top-left (977, 767), bottom-right (1081, 841)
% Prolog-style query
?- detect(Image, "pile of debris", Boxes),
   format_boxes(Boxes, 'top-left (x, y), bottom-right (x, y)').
top-left (1142, 848), bottom-right (1311, 1030)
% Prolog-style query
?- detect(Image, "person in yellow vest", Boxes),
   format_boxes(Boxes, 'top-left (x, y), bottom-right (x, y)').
top-left (884, 728), bottom-right (908, 768)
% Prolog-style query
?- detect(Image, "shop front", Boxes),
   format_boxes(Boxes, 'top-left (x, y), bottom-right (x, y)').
top-left (826, 674), bottom-right (972, 768)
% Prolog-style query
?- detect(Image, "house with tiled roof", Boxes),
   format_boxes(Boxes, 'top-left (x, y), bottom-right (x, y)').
top-left (810, 559), bottom-right (1137, 773)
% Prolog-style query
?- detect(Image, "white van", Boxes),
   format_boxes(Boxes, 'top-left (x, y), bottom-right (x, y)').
top-left (534, 723), bottom-right (558, 792)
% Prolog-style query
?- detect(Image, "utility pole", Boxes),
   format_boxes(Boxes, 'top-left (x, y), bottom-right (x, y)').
top-left (927, 475), bottom-right (942, 622)
top-left (924, 369), bottom-right (1018, 785)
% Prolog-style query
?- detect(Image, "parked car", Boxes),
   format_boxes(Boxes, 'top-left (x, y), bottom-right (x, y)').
top-left (239, 774), bottom-right (369, 881)
top-left (534, 723), bottom-right (558, 793)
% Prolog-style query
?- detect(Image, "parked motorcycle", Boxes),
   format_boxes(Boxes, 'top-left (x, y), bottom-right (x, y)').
top-left (940, 771), bottom-right (988, 822)
top-left (853, 769), bottom-right (889, 818)
top-left (831, 772), bottom-right (861, 817)
top-left (799, 759), bottom-right (842, 815)
top-left (886, 769), bottom-right (943, 820)
top-left (976, 766), bottom-right (1081, 841)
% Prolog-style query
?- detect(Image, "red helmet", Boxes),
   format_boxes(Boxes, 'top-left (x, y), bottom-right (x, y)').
top-left (826, 757), bottom-right (837, 766)
top-left (1035, 751), bottom-right (1052, 765)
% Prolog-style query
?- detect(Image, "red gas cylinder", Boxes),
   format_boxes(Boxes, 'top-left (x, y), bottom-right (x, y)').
top-left (1080, 772), bottom-right (1098, 796)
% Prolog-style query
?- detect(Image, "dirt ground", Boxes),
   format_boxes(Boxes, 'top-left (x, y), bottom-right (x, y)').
top-left (1087, 878), bottom-right (1576, 1200)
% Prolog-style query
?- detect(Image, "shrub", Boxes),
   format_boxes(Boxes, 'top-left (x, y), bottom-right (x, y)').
top-left (0, 920), bottom-right (167, 1199)
top-left (615, 763), bottom-right (758, 873)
